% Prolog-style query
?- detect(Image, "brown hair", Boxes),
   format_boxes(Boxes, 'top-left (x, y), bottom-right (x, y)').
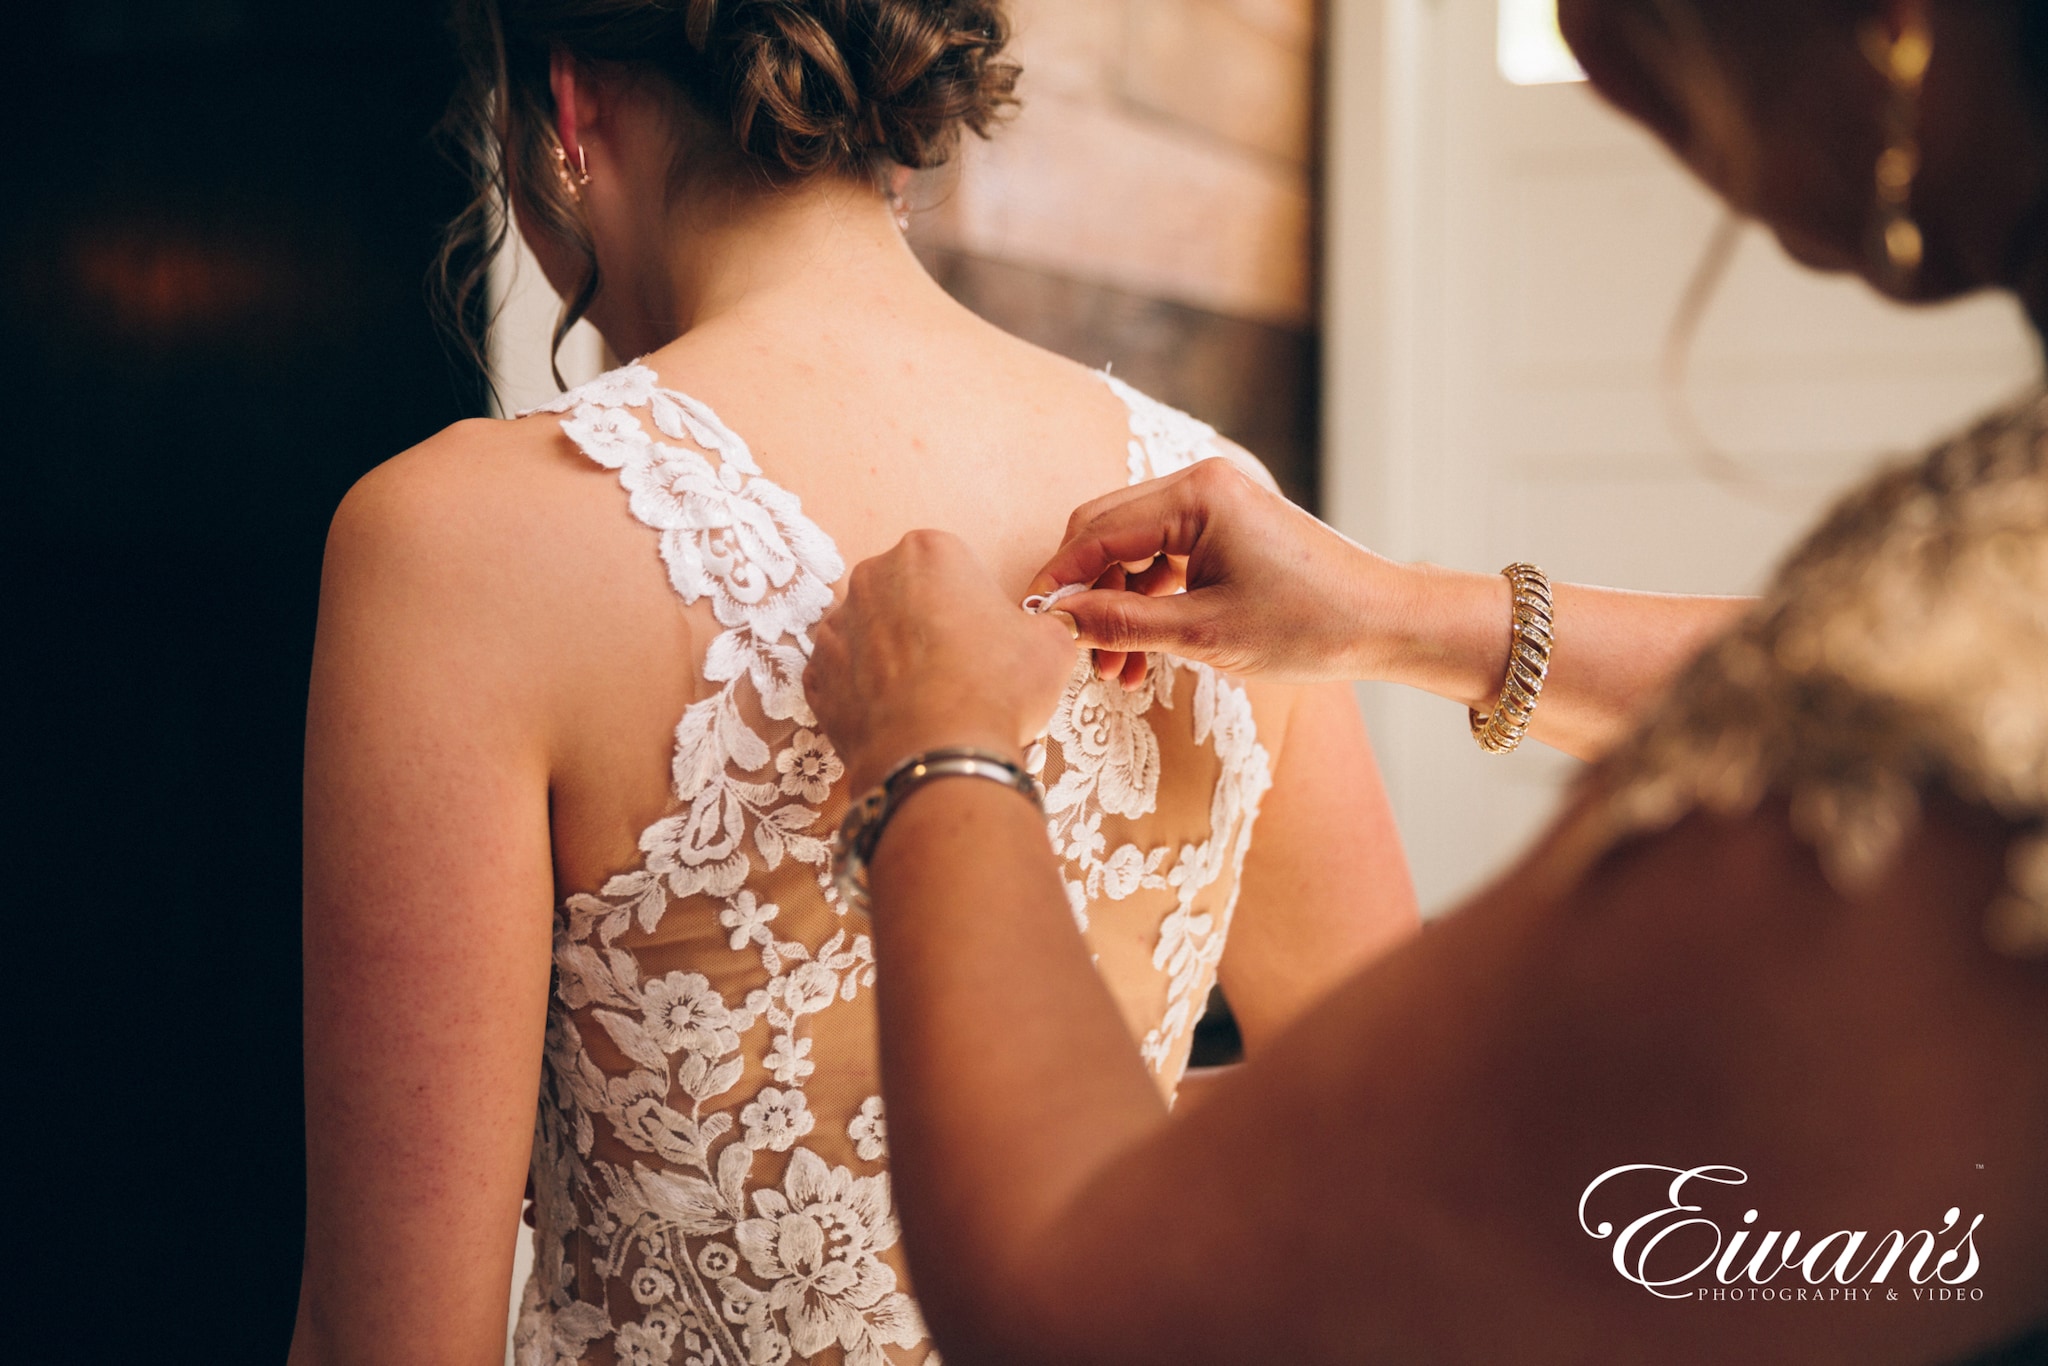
top-left (435, 0), bottom-right (1019, 389)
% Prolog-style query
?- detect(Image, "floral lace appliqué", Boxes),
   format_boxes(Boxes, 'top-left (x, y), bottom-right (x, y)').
top-left (514, 365), bottom-right (1271, 1365)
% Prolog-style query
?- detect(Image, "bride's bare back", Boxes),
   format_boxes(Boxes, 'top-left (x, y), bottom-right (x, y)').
top-left (530, 276), bottom-right (1283, 909)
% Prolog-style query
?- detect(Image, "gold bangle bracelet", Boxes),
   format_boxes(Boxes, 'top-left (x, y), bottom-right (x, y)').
top-left (1469, 563), bottom-right (1554, 755)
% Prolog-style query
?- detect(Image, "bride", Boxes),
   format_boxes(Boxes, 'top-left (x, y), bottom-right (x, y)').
top-left (287, 3), bottom-right (1420, 1363)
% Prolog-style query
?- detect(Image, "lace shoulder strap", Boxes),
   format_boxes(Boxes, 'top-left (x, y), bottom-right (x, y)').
top-left (1101, 372), bottom-right (1219, 484)
top-left (529, 361), bottom-right (846, 703)
top-left (530, 364), bottom-right (853, 907)
top-left (1100, 371), bottom-right (1285, 500)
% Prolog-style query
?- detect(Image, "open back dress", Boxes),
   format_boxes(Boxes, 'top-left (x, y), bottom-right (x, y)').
top-left (514, 363), bottom-right (1276, 1366)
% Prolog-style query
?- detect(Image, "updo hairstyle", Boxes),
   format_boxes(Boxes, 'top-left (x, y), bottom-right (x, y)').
top-left (437, 0), bottom-right (1019, 386)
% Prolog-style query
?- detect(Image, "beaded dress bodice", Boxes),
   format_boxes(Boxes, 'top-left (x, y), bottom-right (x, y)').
top-left (512, 365), bottom-right (1274, 1366)
top-left (1579, 388), bottom-right (2048, 957)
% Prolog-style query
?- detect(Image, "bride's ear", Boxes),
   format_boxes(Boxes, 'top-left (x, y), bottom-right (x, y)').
top-left (548, 48), bottom-right (599, 181)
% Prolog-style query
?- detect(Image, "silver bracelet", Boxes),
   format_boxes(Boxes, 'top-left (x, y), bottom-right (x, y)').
top-left (831, 747), bottom-right (1042, 916)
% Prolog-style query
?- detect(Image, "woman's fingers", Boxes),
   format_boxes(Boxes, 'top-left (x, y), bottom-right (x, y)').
top-left (1127, 555), bottom-right (1182, 597)
top-left (1029, 466), bottom-right (1217, 598)
top-left (1026, 459), bottom-right (1277, 680)
top-left (1058, 586), bottom-right (1219, 661)
top-left (1106, 554), bottom-right (1182, 683)
top-left (1117, 649), bottom-right (1150, 691)
top-left (1034, 521), bottom-right (1177, 605)
top-left (1090, 564), bottom-right (1130, 683)
top-left (1054, 471), bottom-right (1181, 546)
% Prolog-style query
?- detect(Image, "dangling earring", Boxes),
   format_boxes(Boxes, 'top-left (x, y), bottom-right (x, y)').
top-left (1860, 4), bottom-right (1932, 288)
top-left (552, 138), bottom-right (591, 202)
top-left (882, 163), bottom-right (915, 233)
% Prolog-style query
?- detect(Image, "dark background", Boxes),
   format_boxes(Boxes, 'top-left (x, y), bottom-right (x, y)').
top-left (9, 3), bottom-right (485, 1357)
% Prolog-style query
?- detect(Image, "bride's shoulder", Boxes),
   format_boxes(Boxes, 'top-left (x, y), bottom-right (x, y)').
top-left (320, 409), bottom-right (653, 649)
top-left (342, 403), bottom-right (611, 527)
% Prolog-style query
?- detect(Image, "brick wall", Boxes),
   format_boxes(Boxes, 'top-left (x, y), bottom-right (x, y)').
top-left (908, 0), bottom-right (1323, 508)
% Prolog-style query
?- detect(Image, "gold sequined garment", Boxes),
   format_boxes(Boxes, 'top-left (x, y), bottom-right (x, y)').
top-left (1583, 387), bottom-right (2048, 956)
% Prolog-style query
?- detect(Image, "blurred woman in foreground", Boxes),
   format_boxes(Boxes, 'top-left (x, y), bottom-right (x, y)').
top-left (803, 1), bottom-right (2048, 1361)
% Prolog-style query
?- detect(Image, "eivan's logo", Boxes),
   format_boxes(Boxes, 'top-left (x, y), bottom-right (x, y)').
top-left (1579, 1165), bottom-right (1983, 1302)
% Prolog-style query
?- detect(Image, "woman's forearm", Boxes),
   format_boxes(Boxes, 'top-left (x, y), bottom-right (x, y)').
top-left (1039, 462), bottom-right (1751, 761)
top-left (866, 777), bottom-right (1168, 1358)
top-left (1369, 563), bottom-right (1751, 761)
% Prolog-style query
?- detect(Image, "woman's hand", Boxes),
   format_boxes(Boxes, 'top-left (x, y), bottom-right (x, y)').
top-left (1028, 457), bottom-right (1403, 686)
top-left (1032, 458), bottom-right (1750, 759)
top-left (808, 530), bottom-right (1081, 793)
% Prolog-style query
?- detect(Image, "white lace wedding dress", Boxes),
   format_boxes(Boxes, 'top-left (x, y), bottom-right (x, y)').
top-left (514, 363), bottom-right (1275, 1366)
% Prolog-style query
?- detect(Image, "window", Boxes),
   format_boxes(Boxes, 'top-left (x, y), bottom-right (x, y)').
top-left (1497, 0), bottom-right (1586, 85)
